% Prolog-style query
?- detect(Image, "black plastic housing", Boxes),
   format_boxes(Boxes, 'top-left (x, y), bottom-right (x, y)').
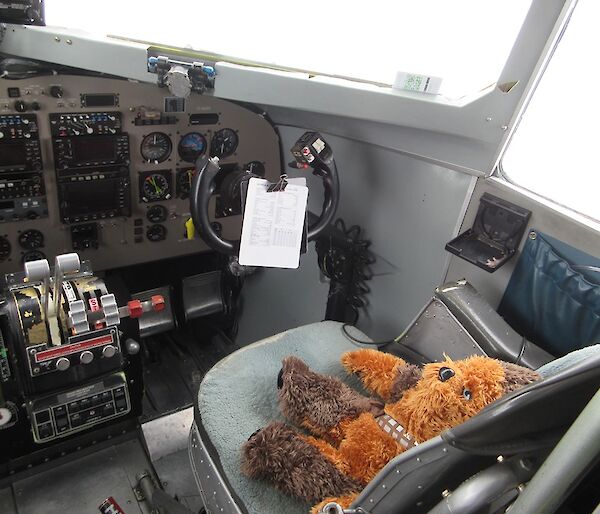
top-left (445, 193), bottom-right (531, 273)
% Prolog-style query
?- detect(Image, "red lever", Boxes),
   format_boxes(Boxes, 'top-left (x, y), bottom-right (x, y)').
top-left (127, 299), bottom-right (143, 318)
top-left (151, 295), bottom-right (165, 312)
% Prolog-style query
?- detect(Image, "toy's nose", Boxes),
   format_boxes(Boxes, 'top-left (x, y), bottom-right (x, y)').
top-left (438, 367), bottom-right (455, 382)
top-left (277, 368), bottom-right (284, 389)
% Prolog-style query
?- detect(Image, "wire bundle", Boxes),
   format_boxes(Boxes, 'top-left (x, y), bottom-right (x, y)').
top-left (316, 219), bottom-right (374, 324)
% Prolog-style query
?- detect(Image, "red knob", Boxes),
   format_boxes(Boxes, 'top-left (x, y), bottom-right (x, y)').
top-left (151, 295), bottom-right (165, 312)
top-left (127, 299), bottom-right (143, 318)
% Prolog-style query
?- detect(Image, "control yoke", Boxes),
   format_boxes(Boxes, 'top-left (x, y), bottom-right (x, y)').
top-left (190, 131), bottom-right (340, 255)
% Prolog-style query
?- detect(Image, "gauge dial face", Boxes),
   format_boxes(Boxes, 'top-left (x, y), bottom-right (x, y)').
top-left (245, 161), bottom-right (265, 177)
top-left (141, 172), bottom-right (171, 202)
top-left (178, 132), bottom-right (207, 163)
top-left (22, 250), bottom-right (46, 263)
top-left (141, 132), bottom-right (172, 163)
top-left (146, 224), bottom-right (167, 242)
top-left (210, 128), bottom-right (238, 158)
top-left (147, 204), bottom-right (168, 223)
top-left (0, 237), bottom-right (10, 261)
top-left (18, 229), bottom-right (44, 250)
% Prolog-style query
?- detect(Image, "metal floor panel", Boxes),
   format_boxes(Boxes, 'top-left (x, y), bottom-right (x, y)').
top-left (142, 407), bottom-right (194, 462)
top-left (153, 449), bottom-right (204, 513)
top-left (143, 407), bottom-right (204, 512)
top-left (2, 438), bottom-right (154, 514)
top-left (0, 486), bottom-right (16, 512)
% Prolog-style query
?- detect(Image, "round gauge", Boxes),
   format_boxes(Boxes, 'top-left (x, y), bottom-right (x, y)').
top-left (22, 250), bottom-right (46, 263)
top-left (210, 128), bottom-right (238, 158)
top-left (140, 132), bottom-right (172, 163)
top-left (0, 236), bottom-right (10, 261)
top-left (178, 132), bottom-right (207, 163)
top-left (245, 161), bottom-right (266, 177)
top-left (18, 229), bottom-right (44, 250)
top-left (147, 205), bottom-right (168, 223)
top-left (146, 224), bottom-right (167, 242)
top-left (142, 173), bottom-right (171, 202)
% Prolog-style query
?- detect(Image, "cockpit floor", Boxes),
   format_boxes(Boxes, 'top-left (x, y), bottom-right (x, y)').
top-left (142, 407), bottom-right (204, 512)
top-left (141, 323), bottom-right (240, 422)
top-left (0, 410), bottom-right (206, 514)
top-left (0, 436), bottom-right (157, 513)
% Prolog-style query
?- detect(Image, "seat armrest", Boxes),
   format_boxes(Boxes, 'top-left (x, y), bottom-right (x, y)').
top-left (436, 280), bottom-right (553, 369)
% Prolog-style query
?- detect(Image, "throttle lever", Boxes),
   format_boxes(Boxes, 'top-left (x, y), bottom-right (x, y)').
top-left (24, 258), bottom-right (50, 317)
top-left (52, 253), bottom-right (80, 316)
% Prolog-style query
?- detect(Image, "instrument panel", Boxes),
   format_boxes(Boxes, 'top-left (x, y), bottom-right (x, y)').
top-left (0, 75), bottom-right (281, 273)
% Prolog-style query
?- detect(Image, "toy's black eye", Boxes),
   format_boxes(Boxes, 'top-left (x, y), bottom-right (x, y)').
top-left (463, 388), bottom-right (472, 400)
top-left (438, 367), bottom-right (455, 382)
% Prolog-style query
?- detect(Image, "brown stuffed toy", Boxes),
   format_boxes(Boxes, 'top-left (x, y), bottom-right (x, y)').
top-left (242, 348), bottom-right (540, 513)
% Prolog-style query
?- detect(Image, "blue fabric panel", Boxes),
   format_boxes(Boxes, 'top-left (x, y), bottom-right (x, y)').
top-left (498, 231), bottom-right (600, 357)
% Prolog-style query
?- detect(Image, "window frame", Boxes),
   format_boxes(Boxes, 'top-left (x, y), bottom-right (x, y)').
top-left (0, 0), bottom-right (575, 177)
top-left (495, 0), bottom-right (600, 224)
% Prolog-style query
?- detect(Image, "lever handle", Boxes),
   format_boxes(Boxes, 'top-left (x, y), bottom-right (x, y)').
top-left (25, 258), bottom-right (50, 317)
top-left (52, 253), bottom-right (80, 315)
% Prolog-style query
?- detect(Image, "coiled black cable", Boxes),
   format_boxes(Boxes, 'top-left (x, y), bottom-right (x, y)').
top-left (316, 219), bottom-right (375, 323)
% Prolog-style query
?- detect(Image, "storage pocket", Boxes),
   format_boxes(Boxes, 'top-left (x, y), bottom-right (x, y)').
top-left (498, 231), bottom-right (600, 356)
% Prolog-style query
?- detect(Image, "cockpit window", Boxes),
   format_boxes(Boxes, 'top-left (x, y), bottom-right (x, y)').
top-left (501, 0), bottom-right (600, 223)
top-left (44, 0), bottom-right (531, 100)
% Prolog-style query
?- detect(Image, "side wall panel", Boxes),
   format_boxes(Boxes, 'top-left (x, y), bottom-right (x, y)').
top-left (446, 178), bottom-right (600, 308)
top-left (236, 125), bottom-right (474, 344)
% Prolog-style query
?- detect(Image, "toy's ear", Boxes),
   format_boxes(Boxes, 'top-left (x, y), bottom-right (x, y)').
top-left (341, 348), bottom-right (409, 401)
top-left (278, 356), bottom-right (310, 389)
top-left (500, 362), bottom-right (541, 394)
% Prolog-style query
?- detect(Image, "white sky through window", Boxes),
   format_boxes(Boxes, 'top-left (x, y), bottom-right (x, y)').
top-left (44, 0), bottom-right (531, 99)
top-left (502, 0), bottom-right (600, 222)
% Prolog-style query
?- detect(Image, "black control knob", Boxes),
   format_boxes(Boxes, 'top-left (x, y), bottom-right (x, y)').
top-left (30, 101), bottom-right (41, 111)
top-left (26, 211), bottom-right (39, 220)
top-left (50, 85), bottom-right (63, 98)
top-left (125, 338), bottom-right (140, 355)
top-left (14, 100), bottom-right (27, 112)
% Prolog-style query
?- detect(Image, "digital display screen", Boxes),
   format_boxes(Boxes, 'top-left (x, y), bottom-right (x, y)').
top-left (81, 94), bottom-right (118, 107)
top-left (62, 179), bottom-right (121, 216)
top-left (0, 142), bottom-right (27, 167)
top-left (71, 136), bottom-right (116, 162)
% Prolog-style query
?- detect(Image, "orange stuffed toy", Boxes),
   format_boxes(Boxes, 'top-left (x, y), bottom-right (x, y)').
top-left (242, 348), bottom-right (540, 513)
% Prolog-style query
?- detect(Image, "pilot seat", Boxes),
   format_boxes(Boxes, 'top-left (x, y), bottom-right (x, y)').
top-left (188, 280), bottom-right (600, 514)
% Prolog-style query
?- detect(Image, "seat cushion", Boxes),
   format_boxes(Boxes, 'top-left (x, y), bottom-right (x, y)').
top-left (195, 321), bottom-right (370, 514)
top-left (536, 343), bottom-right (600, 377)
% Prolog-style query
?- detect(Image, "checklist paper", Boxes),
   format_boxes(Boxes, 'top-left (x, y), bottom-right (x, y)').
top-left (239, 177), bottom-right (308, 269)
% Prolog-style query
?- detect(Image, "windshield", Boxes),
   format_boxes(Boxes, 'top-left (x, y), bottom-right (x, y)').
top-left (45, 0), bottom-right (532, 100)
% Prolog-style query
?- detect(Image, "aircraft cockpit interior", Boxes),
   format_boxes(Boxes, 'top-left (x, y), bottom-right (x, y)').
top-left (0, 1), bottom-right (598, 513)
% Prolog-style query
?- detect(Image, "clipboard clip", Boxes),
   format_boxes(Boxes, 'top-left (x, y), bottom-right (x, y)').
top-left (267, 174), bottom-right (288, 193)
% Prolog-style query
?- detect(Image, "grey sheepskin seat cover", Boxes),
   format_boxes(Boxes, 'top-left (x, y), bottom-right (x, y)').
top-left (195, 321), bottom-right (368, 514)
top-left (194, 317), bottom-right (600, 514)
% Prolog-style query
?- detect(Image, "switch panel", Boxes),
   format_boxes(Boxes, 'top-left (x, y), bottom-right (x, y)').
top-left (28, 372), bottom-right (131, 443)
